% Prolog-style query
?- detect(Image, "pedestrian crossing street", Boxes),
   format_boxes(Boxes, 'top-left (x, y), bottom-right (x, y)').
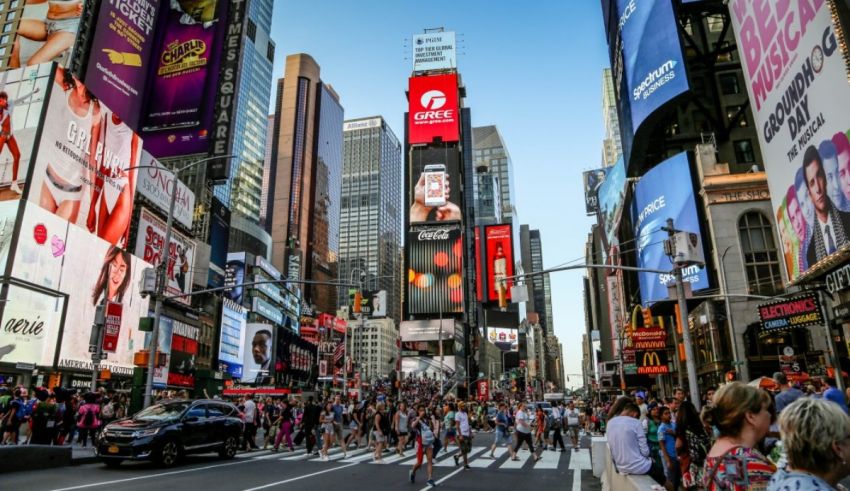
top-left (236, 443), bottom-right (582, 471)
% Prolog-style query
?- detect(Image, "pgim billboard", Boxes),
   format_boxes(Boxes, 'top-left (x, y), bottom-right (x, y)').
top-left (729, 0), bottom-right (850, 283)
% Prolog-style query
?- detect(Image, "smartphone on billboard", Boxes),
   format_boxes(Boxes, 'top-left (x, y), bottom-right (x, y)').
top-left (423, 164), bottom-right (447, 207)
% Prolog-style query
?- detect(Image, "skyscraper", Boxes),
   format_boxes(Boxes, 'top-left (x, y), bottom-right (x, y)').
top-left (214, 0), bottom-right (276, 224)
top-left (267, 54), bottom-right (344, 314)
top-left (339, 117), bottom-right (403, 323)
top-left (473, 126), bottom-right (516, 222)
top-left (601, 68), bottom-right (623, 167)
top-left (521, 225), bottom-right (554, 335)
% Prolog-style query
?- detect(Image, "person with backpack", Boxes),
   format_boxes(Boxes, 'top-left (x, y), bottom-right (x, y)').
top-left (409, 403), bottom-right (440, 487)
top-left (76, 392), bottom-right (101, 447)
top-left (2, 388), bottom-right (26, 444)
top-left (489, 402), bottom-right (516, 459)
top-left (29, 387), bottom-right (57, 445)
top-left (550, 402), bottom-right (567, 452)
top-left (100, 395), bottom-right (116, 427)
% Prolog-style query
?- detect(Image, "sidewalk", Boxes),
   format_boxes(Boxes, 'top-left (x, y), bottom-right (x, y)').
top-left (72, 446), bottom-right (98, 465)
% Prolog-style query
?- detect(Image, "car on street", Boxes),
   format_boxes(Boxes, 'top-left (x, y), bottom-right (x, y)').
top-left (97, 399), bottom-right (243, 467)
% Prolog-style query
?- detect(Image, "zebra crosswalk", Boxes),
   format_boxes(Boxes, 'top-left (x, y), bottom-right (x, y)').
top-left (236, 445), bottom-right (577, 471)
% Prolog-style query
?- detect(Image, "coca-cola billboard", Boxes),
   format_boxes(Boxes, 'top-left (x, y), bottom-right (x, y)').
top-left (408, 144), bottom-right (462, 225)
top-left (406, 223), bottom-right (464, 315)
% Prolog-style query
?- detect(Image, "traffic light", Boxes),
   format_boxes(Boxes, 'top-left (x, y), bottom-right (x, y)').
top-left (642, 307), bottom-right (653, 328)
top-left (353, 290), bottom-right (362, 313)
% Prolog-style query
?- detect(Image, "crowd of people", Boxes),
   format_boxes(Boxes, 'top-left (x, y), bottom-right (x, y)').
top-left (603, 373), bottom-right (850, 490)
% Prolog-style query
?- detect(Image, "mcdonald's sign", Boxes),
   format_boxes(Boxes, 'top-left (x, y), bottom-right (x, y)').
top-left (636, 350), bottom-right (669, 375)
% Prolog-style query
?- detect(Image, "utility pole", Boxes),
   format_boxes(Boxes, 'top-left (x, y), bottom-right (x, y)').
top-left (818, 290), bottom-right (846, 393)
top-left (88, 302), bottom-right (106, 391)
top-left (663, 218), bottom-right (702, 410)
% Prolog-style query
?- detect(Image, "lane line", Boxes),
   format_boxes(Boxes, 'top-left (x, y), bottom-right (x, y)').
top-left (418, 466), bottom-right (465, 491)
top-left (241, 462), bottom-right (359, 491)
top-left (51, 459), bottom-right (256, 491)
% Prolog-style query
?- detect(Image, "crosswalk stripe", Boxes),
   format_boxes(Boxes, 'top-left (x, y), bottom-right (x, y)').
top-left (324, 448), bottom-right (369, 462)
top-left (468, 447), bottom-right (508, 468)
top-left (236, 450), bottom-right (273, 459)
top-left (378, 451), bottom-right (414, 464)
top-left (434, 446), bottom-right (487, 467)
top-left (341, 451), bottom-right (381, 464)
top-left (500, 449), bottom-right (533, 469)
top-left (535, 450), bottom-right (561, 469)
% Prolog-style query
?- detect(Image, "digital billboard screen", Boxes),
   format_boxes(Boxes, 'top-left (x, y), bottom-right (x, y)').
top-left (412, 31), bottom-right (457, 72)
top-left (208, 196), bottom-right (230, 287)
top-left (134, 208), bottom-right (196, 305)
top-left (242, 323), bottom-right (274, 384)
top-left (218, 297), bottom-right (246, 379)
top-left (584, 168), bottom-right (606, 215)
top-left (487, 327), bottom-right (519, 352)
top-left (406, 223), bottom-right (464, 315)
top-left (632, 152), bottom-right (708, 304)
top-left (9, 202), bottom-right (151, 376)
top-left (136, 151), bottom-right (195, 230)
top-left (596, 157), bottom-right (626, 254)
top-left (484, 224), bottom-right (514, 303)
top-left (26, 65), bottom-right (143, 248)
top-left (275, 327), bottom-right (316, 381)
top-left (408, 74), bottom-right (459, 145)
top-left (408, 144), bottom-right (462, 225)
top-left (83, 0), bottom-right (159, 131)
top-left (617, 0), bottom-right (690, 132)
top-left (729, 1), bottom-right (850, 282)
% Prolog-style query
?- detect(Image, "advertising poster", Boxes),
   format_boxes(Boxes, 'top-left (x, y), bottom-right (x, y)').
top-left (583, 168), bottom-right (607, 215)
top-left (596, 158), bottom-right (626, 257)
top-left (207, 196), bottom-right (230, 287)
top-left (141, 0), bottom-right (229, 158)
top-left (101, 301), bottom-right (122, 353)
top-left (11, 1), bottom-right (82, 68)
top-left (409, 144), bottom-right (462, 224)
top-left (402, 355), bottom-right (456, 377)
top-left (0, 200), bottom-right (20, 272)
top-left (145, 312), bottom-right (173, 387)
top-left (11, 202), bottom-right (151, 376)
top-left (136, 151), bottom-right (195, 229)
top-left (729, 1), bottom-right (850, 282)
top-left (84, 0), bottom-right (159, 131)
top-left (406, 223), bottom-right (464, 315)
top-left (632, 152), bottom-right (708, 304)
top-left (412, 31), bottom-right (457, 72)
top-left (407, 74), bottom-right (460, 145)
top-left (0, 283), bottom-right (65, 366)
top-left (242, 323), bottom-right (274, 384)
top-left (484, 224), bottom-right (514, 302)
top-left (167, 320), bottom-right (199, 387)
top-left (0, 64), bottom-right (50, 199)
top-left (275, 327), bottom-right (316, 381)
top-left (224, 251), bottom-right (247, 304)
top-left (616, 0), bottom-right (690, 132)
top-left (218, 297), bottom-right (246, 379)
top-left (487, 327), bottom-right (519, 352)
top-left (400, 319), bottom-right (455, 342)
top-left (135, 208), bottom-right (196, 304)
top-left (27, 66), bottom-right (143, 248)
top-left (757, 293), bottom-right (823, 336)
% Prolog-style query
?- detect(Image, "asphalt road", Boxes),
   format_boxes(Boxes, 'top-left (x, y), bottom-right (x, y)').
top-left (4, 432), bottom-right (601, 491)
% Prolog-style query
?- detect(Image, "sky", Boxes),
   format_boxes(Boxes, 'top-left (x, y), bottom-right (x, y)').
top-left (269, 1), bottom-right (610, 389)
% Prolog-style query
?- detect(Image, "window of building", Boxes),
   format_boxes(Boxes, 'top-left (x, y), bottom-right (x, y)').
top-left (727, 105), bottom-right (748, 127)
top-left (734, 140), bottom-right (756, 164)
top-left (738, 212), bottom-right (782, 296)
top-left (267, 42), bottom-right (275, 63)
top-left (247, 19), bottom-right (256, 42)
top-left (2, 23), bottom-right (11, 33)
top-left (707, 14), bottom-right (725, 33)
top-left (719, 73), bottom-right (740, 95)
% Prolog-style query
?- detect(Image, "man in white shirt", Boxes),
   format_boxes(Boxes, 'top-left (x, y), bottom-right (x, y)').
top-left (564, 401), bottom-right (582, 450)
top-left (453, 402), bottom-right (473, 469)
top-left (606, 399), bottom-right (664, 484)
top-left (242, 394), bottom-right (259, 450)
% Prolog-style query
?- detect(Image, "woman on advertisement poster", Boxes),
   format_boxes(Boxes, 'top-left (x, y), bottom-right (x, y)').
top-left (39, 66), bottom-right (101, 224)
top-left (0, 86), bottom-right (40, 194)
top-left (86, 111), bottom-right (139, 247)
top-left (9, 0), bottom-right (83, 68)
top-left (91, 246), bottom-right (131, 305)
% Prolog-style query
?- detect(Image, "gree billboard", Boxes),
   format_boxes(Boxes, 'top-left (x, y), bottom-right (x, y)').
top-left (408, 74), bottom-right (460, 145)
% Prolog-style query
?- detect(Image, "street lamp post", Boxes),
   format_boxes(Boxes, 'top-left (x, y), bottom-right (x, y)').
top-left (142, 155), bottom-right (236, 408)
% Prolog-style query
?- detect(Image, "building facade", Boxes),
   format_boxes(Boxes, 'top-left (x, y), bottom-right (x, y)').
top-left (339, 117), bottom-right (403, 323)
top-left (601, 68), bottom-right (623, 168)
top-left (473, 126), bottom-right (516, 223)
top-left (351, 318), bottom-right (398, 382)
top-left (521, 225), bottom-right (554, 335)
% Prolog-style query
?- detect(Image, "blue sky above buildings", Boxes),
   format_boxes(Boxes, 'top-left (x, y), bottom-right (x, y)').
top-left (269, 1), bottom-right (609, 386)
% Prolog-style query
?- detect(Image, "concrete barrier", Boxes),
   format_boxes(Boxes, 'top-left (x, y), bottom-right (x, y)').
top-left (0, 445), bottom-right (72, 473)
top-left (591, 436), bottom-right (607, 478)
top-left (597, 437), bottom-right (659, 491)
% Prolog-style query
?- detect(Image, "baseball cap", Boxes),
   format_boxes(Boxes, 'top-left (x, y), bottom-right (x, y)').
top-left (635, 391), bottom-right (646, 400)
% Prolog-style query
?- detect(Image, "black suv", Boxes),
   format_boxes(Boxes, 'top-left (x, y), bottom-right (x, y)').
top-left (97, 399), bottom-right (243, 467)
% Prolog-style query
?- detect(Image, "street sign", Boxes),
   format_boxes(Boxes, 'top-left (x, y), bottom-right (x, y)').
top-left (101, 302), bottom-right (123, 353)
top-left (834, 302), bottom-right (850, 321)
top-left (88, 345), bottom-right (97, 353)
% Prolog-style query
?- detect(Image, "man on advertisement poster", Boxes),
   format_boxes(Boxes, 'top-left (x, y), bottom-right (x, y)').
top-left (10, 0), bottom-right (82, 69)
top-left (803, 145), bottom-right (850, 265)
top-left (243, 324), bottom-right (272, 385)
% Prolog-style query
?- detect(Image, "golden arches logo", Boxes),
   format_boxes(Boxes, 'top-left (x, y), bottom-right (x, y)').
top-left (642, 351), bottom-right (662, 366)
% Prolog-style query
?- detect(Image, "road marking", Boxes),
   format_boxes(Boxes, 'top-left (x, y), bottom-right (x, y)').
top-left (418, 466), bottom-right (465, 491)
top-left (500, 449), bottom-right (534, 469)
top-left (568, 448), bottom-right (592, 490)
top-left (241, 462), bottom-right (359, 491)
top-left (341, 451), bottom-right (381, 463)
top-left (435, 446), bottom-right (487, 467)
top-left (325, 448), bottom-right (369, 461)
top-left (51, 459), bottom-right (256, 491)
top-left (378, 451), bottom-right (414, 464)
top-left (278, 449), bottom-right (312, 460)
top-left (468, 447), bottom-right (508, 468)
top-left (236, 450), bottom-right (273, 459)
top-left (535, 449), bottom-right (561, 469)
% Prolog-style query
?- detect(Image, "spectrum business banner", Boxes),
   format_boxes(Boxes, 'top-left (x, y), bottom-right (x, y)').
top-left (729, 0), bottom-right (850, 283)
top-left (632, 152), bottom-right (708, 304)
top-left (617, 0), bottom-right (690, 132)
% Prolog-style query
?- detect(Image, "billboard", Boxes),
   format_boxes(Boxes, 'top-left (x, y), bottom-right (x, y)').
top-left (596, 158), bottom-right (626, 255)
top-left (408, 144), bottom-right (462, 224)
top-left (141, 0), bottom-right (229, 158)
top-left (275, 327), bottom-right (316, 381)
top-left (10, 202), bottom-right (151, 376)
top-left (243, 323), bottom-right (274, 384)
top-left (146, 310), bottom-right (173, 387)
top-left (584, 168), bottom-right (607, 215)
top-left (487, 327), bottom-right (519, 352)
top-left (757, 293), bottom-right (823, 336)
top-left (136, 151), bottom-right (195, 229)
top-left (11, 2), bottom-right (82, 68)
top-left (218, 297), bottom-right (246, 379)
top-left (400, 319), bottom-right (455, 342)
top-left (484, 224), bottom-right (514, 302)
top-left (224, 252), bottom-right (246, 304)
top-left (134, 207), bottom-right (196, 304)
top-left (0, 283), bottom-right (66, 366)
top-left (167, 319), bottom-right (199, 387)
top-left (616, 0), bottom-right (690, 131)
top-left (408, 74), bottom-right (460, 145)
top-left (632, 152), bottom-right (708, 304)
top-left (207, 196), bottom-right (230, 287)
top-left (729, 1), bottom-right (850, 282)
top-left (412, 31), bottom-right (457, 72)
top-left (84, 0), bottom-right (159, 131)
top-left (406, 223), bottom-right (464, 315)
top-left (26, 65), bottom-right (143, 248)
top-left (402, 355), bottom-right (456, 377)
top-left (0, 64), bottom-right (50, 199)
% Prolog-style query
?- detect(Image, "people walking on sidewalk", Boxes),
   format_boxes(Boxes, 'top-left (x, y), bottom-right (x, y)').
top-left (512, 402), bottom-right (540, 462)
top-left (273, 399), bottom-right (295, 452)
top-left (410, 404), bottom-right (440, 487)
top-left (393, 401), bottom-right (410, 456)
top-left (241, 394), bottom-right (259, 451)
top-left (565, 401), bottom-right (582, 451)
top-left (453, 402), bottom-right (472, 469)
top-left (490, 402), bottom-right (516, 459)
top-left (75, 392), bottom-right (100, 448)
top-left (373, 402), bottom-right (388, 462)
top-left (320, 402), bottom-right (336, 461)
top-left (550, 402), bottom-right (566, 452)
